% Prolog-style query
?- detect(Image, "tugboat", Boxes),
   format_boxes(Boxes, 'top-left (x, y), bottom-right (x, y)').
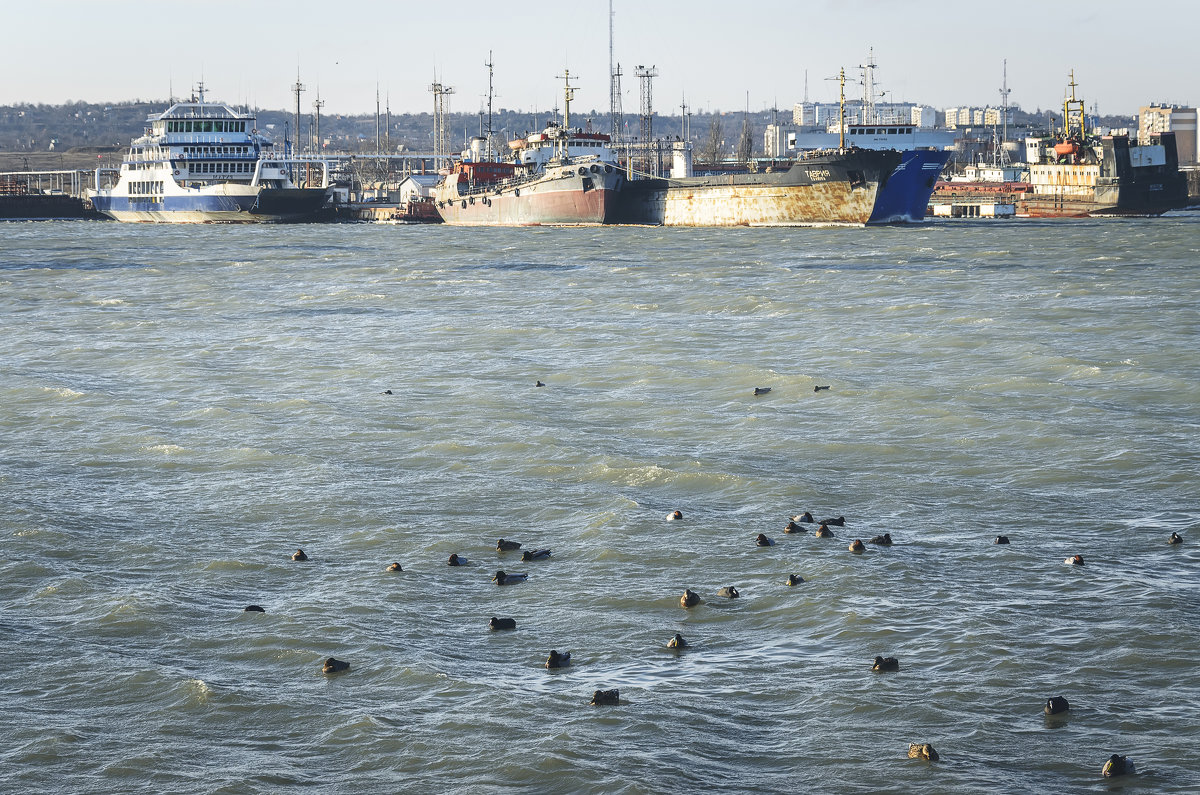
top-left (88, 84), bottom-right (331, 223)
top-left (1016, 72), bottom-right (1187, 217)
top-left (433, 71), bottom-right (623, 225)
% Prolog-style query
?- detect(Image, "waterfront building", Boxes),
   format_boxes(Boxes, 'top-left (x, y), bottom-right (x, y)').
top-left (1139, 104), bottom-right (1197, 166)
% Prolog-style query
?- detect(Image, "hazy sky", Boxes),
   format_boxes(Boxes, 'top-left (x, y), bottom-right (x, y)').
top-left (3, 0), bottom-right (1195, 117)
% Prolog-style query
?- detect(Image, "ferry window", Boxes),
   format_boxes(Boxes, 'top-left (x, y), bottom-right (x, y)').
top-left (888, 128), bottom-right (897, 134)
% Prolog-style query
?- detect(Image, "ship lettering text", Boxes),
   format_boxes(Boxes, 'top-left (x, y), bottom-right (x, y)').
top-left (806, 170), bottom-right (831, 181)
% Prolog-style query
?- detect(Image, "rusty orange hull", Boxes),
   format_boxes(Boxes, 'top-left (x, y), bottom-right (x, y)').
top-left (615, 149), bottom-right (900, 226)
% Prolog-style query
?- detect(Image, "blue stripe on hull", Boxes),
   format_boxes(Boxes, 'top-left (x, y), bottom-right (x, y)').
top-left (92, 194), bottom-right (255, 215)
top-left (868, 149), bottom-right (952, 224)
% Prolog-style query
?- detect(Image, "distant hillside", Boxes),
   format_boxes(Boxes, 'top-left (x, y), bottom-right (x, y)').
top-left (1, 98), bottom-right (761, 162)
top-left (0, 98), bottom-right (1137, 173)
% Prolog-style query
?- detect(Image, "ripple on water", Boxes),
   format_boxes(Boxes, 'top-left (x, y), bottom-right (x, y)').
top-left (2, 221), bottom-right (1199, 792)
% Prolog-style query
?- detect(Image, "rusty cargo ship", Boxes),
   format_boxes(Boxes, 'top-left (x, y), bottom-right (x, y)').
top-left (1017, 73), bottom-right (1187, 218)
top-left (613, 146), bottom-right (902, 226)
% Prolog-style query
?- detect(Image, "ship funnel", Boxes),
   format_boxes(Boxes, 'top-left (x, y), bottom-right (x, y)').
top-left (672, 141), bottom-right (694, 178)
top-left (469, 136), bottom-right (486, 162)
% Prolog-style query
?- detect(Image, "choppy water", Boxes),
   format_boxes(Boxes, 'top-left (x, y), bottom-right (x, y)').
top-left (2, 215), bottom-right (1199, 793)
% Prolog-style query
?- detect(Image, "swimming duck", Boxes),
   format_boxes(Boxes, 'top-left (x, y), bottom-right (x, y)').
top-left (322, 657), bottom-right (350, 674)
top-left (544, 650), bottom-right (571, 669)
top-left (590, 688), bottom-right (619, 706)
top-left (521, 548), bottom-right (552, 561)
top-left (754, 387), bottom-right (772, 395)
top-left (822, 516), bottom-right (846, 527)
top-left (793, 512), bottom-right (815, 524)
top-left (243, 605), bottom-right (265, 613)
top-left (488, 617), bottom-right (516, 631)
top-left (493, 570), bottom-right (528, 585)
top-left (907, 743), bottom-right (938, 762)
top-left (1065, 555), bottom-right (1085, 566)
top-left (291, 549), bottom-right (308, 561)
top-left (784, 520), bottom-right (806, 534)
top-left (849, 539), bottom-right (865, 553)
top-left (496, 538), bottom-right (522, 551)
top-left (535, 381), bottom-right (545, 387)
top-left (448, 553), bottom-right (468, 566)
top-left (994, 535), bottom-right (1010, 545)
top-left (1168, 532), bottom-right (1183, 545)
top-left (667, 633), bottom-right (688, 649)
top-left (785, 574), bottom-right (804, 586)
top-left (1101, 754), bottom-right (1134, 777)
top-left (716, 586), bottom-right (740, 598)
top-left (814, 385), bottom-right (830, 392)
top-left (756, 534), bottom-right (775, 547)
top-left (1044, 696), bottom-right (1069, 715)
top-left (815, 524), bottom-right (834, 538)
top-left (868, 533), bottom-right (893, 546)
top-left (667, 510), bottom-right (683, 521)
top-left (386, 562), bottom-right (403, 572)
top-left (680, 589), bottom-right (701, 608)
top-left (873, 656), bottom-right (900, 672)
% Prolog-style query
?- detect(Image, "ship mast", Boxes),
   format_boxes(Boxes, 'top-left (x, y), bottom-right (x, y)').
top-left (485, 51), bottom-right (495, 159)
top-left (557, 69), bottom-right (577, 161)
top-left (838, 68), bottom-right (846, 151)
top-left (998, 59), bottom-right (1011, 166)
top-left (1063, 69), bottom-right (1086, 141)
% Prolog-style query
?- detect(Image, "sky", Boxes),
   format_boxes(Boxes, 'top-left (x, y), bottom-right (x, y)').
top-left (3, 0), bottom-right (1196, 118)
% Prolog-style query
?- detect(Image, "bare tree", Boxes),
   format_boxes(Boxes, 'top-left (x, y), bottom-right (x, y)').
top-left (700, 114), bottom-right (723, 164)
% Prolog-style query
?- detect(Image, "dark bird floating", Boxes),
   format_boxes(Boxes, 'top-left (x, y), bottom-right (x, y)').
top-left (590, 688), bottom-right (619, 706)
top-left (1044, 696), bottom-right (1069, 715)
top-left (322, 657), bottom-right (350, 674)
top-left (1102, 754), bottom-right (1134, 777)
top-left (873, 655), bottom-right (900, 672)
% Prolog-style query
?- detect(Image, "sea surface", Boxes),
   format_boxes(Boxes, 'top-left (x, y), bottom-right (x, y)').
top-left (2, 216), bottom-right (1199, 794)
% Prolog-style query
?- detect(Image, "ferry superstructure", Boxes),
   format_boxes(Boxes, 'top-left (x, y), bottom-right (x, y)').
top-left (88, 88), bottom-right (330, 223)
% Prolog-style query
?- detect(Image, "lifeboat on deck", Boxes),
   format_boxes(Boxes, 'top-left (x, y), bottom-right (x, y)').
top-left (1054, 140), bottom-right (1081, 157)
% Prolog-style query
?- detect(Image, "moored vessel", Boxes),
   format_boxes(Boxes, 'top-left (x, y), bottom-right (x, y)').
top-left (1016, 73), bottom-right (1187, 218)
top-left (88, 86), bottom-right (331, 223)
top-left (614, 146), bottom-right (901, 226)
top-left (433, 72), bottom-right (624, 226)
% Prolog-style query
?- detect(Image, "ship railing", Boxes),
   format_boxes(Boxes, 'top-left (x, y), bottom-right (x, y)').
top-left (250, 159), bottom-right (331, 189)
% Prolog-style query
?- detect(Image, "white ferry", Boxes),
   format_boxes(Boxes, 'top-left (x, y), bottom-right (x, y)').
top-left (89, 86), bottom-right (330, 223)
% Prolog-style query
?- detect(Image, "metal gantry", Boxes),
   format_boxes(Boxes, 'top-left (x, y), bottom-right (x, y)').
top-left (429, 80), bottom-right (456, 165)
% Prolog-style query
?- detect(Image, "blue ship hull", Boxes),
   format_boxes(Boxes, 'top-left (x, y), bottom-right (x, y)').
top-left (868, 149), bottom-right (951, 223)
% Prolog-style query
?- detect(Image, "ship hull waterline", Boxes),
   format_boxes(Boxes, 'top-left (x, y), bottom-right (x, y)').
top-left (90, 187), bottom-right (330, 224)
top-left (436, 166), bottom-right (624, 226)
